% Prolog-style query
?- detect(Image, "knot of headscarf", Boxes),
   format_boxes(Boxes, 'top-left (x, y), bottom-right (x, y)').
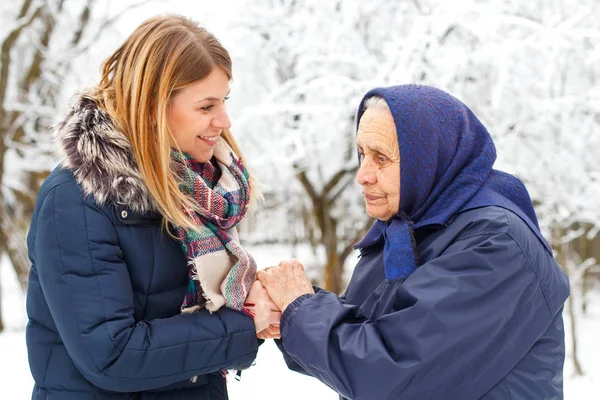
top-left (383, 218), bottom-right (417, 280)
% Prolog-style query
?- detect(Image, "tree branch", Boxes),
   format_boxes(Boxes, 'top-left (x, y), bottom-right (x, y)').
top-left (71, 0), bottom-right (93, 47)
top-left (9, 1), bottom-right (66, 144)
top-left (0, 0), bottom-right (43, 131)
top-left (327, 167), bottom-right (358, 205)
top-left (68, 0), bottom-right (165, 58)
top-left (339, 216), bottom-right (373, 262)
top-left (18, 1), bottom-right (65, 95)
top-left (295, 167), bottom-right (320, 205)
top-left (322, 166), bottom-right (356, 198)
top-left (412, 0), bottom-right (425, 14)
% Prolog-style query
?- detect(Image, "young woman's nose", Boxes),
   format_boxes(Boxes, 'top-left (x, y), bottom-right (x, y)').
top-left (212, 107), bottom-right (231, 130)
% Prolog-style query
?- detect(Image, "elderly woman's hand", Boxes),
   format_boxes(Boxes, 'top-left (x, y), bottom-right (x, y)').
top-left (257, 260), bottom-right (315, 312)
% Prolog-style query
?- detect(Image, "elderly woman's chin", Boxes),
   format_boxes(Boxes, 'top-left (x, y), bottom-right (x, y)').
top-left (364, 202), bottom-right (394, 222)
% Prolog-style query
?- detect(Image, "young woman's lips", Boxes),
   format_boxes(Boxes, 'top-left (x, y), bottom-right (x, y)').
top-left (198, 135), bottom-right (219, 147)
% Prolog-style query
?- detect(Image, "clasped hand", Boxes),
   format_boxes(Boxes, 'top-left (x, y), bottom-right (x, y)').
top-left (244, 260), bottom-right (315, 340)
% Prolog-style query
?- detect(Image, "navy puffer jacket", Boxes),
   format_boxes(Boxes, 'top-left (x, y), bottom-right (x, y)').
top-left (277, 206), bottom-right (569, 400)
top-left (26, 95), bottom-right (259, 399)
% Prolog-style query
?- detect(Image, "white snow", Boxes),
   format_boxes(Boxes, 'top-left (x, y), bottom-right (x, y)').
top-left (1, 0), bottom-right (599, 398)
top-left (1, 251), bottom-right (599, 399)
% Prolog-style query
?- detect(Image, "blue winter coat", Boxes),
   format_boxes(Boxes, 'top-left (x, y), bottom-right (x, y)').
top-left (277, 206), bottom-right (569, 400)
top-left (25, 95), bottom-right (259, 399)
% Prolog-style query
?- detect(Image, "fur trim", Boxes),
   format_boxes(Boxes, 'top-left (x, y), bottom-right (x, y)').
top-left (55, 94), bottom-right (156, 212)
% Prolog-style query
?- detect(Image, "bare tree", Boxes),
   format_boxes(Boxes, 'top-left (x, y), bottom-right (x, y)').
top-left (228, 4), bottom-right (600, 383)
top-left (555, 228), bottom-right (597, 376)
top-left (0, 0), bottom-right (162, 331)
top-left (295, 165), bottom-right (373, 293)
top-left (230, 0), bottom-right (417, 292)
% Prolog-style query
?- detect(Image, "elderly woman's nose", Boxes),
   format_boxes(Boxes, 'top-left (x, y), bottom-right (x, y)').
top-left (357, 160), bottom-right (377, 185)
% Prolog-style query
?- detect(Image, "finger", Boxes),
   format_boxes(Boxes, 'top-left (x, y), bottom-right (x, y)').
top-left (254, 280), bottom-right (266, 292)
top-left (257, 327), bottom-right (278, 340)
top-left (257, 270), bottom-right (268, 285)
top-left (267, 325), bottom-right (280, 335)
top-left (268, 302), bottom-right (282, 312)
top-left (270, 312), bottom-right (282, 320)
top-left (267, 313), bottom-right (282, 326)
top-left (266, 325), bottom-right (281, 338)
top-left (291, 259), bottom-right (303, 270)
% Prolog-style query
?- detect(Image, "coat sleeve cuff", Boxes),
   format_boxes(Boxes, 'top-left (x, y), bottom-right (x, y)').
top-left (280, 293), bottom-right (313, 333)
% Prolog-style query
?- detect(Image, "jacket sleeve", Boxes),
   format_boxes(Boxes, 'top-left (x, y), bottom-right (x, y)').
top-left (279, 231), bottom-right (566, 400)
top-left (273, 286), bottom-right (325, 376)
top-left (33, 182), bottom-right (259, 392)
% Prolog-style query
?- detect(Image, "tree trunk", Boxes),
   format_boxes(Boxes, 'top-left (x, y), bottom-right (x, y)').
top-left (4, 233), bottom-right (29, 291)
top-left (323, 238), bottom-right (343, 294)
top-left (0, 135), bottom-right (5, 333)
top-left (322, 200), bottom-right (343, 293)
top-left (324, 216), bottom-right (373, 294)
top-left (0, 256), bottom-right (4, 333)
top-left (577, 232), bottom-right (589, 315)
top-left (558, 237), bottom-right (584, 376)
top-left (567, 293), bottom-right (584, 376)
top-left (581, 268), bottom-right (589, 314)
top-left (0, 202), bottom-right (29, 292)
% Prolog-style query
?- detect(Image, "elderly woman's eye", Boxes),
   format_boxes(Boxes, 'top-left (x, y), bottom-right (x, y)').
top-left (377, 155), bottom-right (388, 163)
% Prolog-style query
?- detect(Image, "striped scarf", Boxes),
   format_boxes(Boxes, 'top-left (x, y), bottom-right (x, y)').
top-left (171, 139), bottom-right (256, 313)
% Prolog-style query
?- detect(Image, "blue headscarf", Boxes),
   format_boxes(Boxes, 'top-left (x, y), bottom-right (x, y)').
top-left (355, 85), bottom-right (550, 281)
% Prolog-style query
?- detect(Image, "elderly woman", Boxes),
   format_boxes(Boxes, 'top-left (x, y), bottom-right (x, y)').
top-left (257, 85), bottom-right (570, 400)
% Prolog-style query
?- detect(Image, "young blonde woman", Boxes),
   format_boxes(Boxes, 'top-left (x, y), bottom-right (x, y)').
top-left (26, 15), bottom-right (279, 399)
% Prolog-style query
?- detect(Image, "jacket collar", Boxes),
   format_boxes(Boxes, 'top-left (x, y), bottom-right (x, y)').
top-left (55, 93), bottom-right (156, 212)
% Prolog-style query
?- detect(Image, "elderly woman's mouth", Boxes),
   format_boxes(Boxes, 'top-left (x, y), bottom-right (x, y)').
top-left (364, 193), bottom-right (384, 202)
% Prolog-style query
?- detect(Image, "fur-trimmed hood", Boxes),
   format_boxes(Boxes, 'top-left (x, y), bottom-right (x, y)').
top-left (55, 94), bottom-right (156, 212)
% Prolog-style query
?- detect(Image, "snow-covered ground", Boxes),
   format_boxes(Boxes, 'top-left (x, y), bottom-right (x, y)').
top-left (1, 249), bottom-right (598, 399)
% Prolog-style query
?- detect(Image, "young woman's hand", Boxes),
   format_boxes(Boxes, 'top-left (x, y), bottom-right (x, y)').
top-left (244, 280), bottom-right (281, 339)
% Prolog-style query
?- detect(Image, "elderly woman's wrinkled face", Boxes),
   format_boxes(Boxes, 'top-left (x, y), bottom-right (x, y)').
top-left (356, 107), bottom-right (400, 221)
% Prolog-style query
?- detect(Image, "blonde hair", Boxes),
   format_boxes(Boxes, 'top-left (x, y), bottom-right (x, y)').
top-left (91, 15), bottom-right (260, 231)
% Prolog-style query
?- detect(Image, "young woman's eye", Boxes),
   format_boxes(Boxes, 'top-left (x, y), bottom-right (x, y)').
top-left (224, 96), bottom-right (230, 101)
top-left (200, 105), bottom-right (215, 111)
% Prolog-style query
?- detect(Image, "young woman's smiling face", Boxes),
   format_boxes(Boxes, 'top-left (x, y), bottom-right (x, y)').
top-left (356, 107), bottom-right (400, 221)
top-left (167, 68), bottom-right (231, 162)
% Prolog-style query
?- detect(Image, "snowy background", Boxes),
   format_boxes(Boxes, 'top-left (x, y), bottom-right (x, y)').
top-left (2, 250), bottom-right (600, 399)
top-left (1, 0), bottom-right (599, 398)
